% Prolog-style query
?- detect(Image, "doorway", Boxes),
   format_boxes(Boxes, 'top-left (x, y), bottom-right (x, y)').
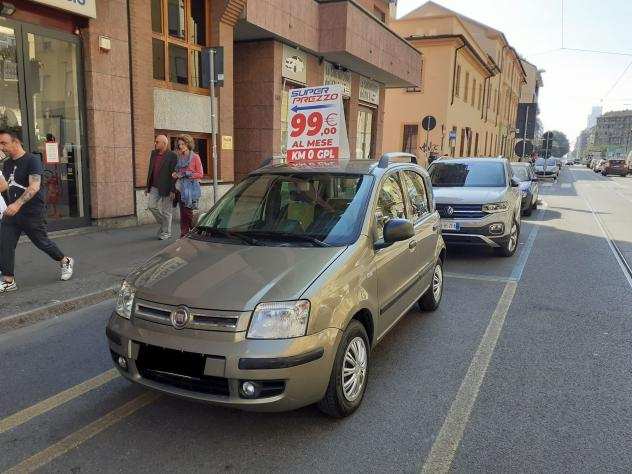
top-left (0, 19), bottom-right (89, 230)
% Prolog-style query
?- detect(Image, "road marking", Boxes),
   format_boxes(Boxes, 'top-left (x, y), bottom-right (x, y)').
top-left (420, 281), bottom-right (517, 474)
top-left (4, 392), bottom-right (160, 474)
top-left (420, 215), bottom-right (541, 473)
top-left (444, 272), bottom-right (516, 284)
top-left (0, 369), bottom-right (119, 435)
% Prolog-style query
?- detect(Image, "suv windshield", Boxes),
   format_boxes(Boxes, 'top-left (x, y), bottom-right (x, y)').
top-left (511, 166), bottom-right (530, 181)
top-left (535, 158), bottom-right (556, 166)
top-left (429, 162), bottom-right (506, 187)
top-left (196, 173), bottom-right (374, 246)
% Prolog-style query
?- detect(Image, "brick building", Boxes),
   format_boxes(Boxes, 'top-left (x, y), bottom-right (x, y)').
top-left (0, 0), bottom-right (420, 229)
top-left (593, 110), bottom-right (632, 157)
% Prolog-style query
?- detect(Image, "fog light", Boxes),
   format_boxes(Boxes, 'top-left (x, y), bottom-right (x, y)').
top-left (241, 381), bottom-right (256, 398)
top-left (117, 356), bottom-right (128, 370)
top-left (489, 223), bottom-right (504, 235)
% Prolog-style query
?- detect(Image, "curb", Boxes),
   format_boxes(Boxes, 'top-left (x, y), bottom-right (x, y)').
top-left (0, 287), bottom-right (117, 334)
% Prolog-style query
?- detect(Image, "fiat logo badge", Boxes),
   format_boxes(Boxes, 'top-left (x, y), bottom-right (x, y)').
top-left (446, 206), bottom-right (454, 216)
top-left (170, 306), bottom-right (191, 330)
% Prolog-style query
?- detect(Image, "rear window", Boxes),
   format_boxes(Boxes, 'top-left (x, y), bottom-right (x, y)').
top-left (429, 162), bottom-right (506, 187)
top-left (609, 160), bottom-right (624, 164)
top-left (511, 166), bottom-right (530, 181)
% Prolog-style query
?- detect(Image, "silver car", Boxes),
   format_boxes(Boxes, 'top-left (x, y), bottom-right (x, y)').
top-left (428, 157), bottom-right (522, 257)
top-left (106, 153), bottom-right (446, 417)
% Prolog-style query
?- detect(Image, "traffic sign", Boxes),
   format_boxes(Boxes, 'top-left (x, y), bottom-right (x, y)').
top-left (515, 140), bottom-right (533, 157)
top-left (421, 115), bottom-right (436, 131)
top-left (286, 85), bottom-right (349, 166)
top-left (541, 131), bottom-right (555, 158)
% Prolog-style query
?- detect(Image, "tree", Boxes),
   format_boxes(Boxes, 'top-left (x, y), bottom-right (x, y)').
top-left (549, 130), bottom-right (570, 157)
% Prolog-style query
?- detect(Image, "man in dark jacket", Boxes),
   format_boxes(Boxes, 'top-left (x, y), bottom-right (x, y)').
top-left (146, 135), bottom-right (177, 240)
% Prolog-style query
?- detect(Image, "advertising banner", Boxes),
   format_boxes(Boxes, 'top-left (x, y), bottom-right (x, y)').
top-left (286, 84), bottom-right (350, 166)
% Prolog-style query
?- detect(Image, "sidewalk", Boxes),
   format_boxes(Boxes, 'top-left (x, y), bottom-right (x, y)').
top-left (0, 223), bottom-right (175, 328)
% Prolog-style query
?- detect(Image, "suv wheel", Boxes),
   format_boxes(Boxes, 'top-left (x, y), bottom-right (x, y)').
top-left (495, 219), bottom-right (519, 257)
top-left (419, 260), bottom-right (443, 311)
top-left (318, 320), bottom-right (369, 417)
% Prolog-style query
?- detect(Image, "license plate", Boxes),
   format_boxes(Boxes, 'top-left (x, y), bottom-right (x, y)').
top-left (441, 222), bottom-right (460, 231)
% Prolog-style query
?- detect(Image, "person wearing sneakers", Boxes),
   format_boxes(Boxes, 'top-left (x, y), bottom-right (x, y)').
top-left (0, 130), bottom-right (74, 292)
top-left (146, 135), bottom-right (177, 240)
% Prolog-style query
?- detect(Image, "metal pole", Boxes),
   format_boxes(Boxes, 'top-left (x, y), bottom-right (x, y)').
top-left (209, 48), bottom-right (219, 204)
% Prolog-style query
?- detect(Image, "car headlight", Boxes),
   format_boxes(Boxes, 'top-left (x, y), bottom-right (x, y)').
top-left (115, 281), bottom-right (136, 319)
top-left (482, 201), bottom-right (509, 213)
top-left (521, 190), bottom-right (528, 198)
top-left (247, 300), bottom-right (310, 339)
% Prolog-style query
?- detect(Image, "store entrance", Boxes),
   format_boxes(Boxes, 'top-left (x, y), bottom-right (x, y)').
top-left (0, 19), bottom-right (89, 230)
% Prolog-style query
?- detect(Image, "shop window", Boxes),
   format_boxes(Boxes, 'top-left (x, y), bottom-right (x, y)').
top-left (357, 107), bottom-right (374, 160)
top-left (152, 0), bottom-right (207, 92)
top-left (402, 125), bottom-right (418, 154)
top-left (164, 132), bottom-right (212, 177)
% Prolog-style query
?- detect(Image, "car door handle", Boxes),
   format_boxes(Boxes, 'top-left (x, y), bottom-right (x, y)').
top-left (409, 240), bottom-right (418, 250)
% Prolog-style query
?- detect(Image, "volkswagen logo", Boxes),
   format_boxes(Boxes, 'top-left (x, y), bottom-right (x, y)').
top-left (446, 206), bottom-right (454, 216)
top-left (170, 306), bottom-right (191, 330)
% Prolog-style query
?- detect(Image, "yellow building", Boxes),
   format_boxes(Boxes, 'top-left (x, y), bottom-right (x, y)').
top-left (383, 1), bottom-right (527, 164)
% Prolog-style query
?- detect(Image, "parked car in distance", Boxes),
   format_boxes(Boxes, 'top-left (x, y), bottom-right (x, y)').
top-left (594, 159), bottom-right (607, 173)
top-left (107, 153), bottom-right (446, 417)
top-left (625, 151), bottom-right (632, 175)
top-left (428, 157), bottom-right (522, 257)
top-left (511, 162), bottom-right (539, 216)
top-left (534, 158), bottom-right (559, 180)
top-left (601, 158), bottom-right (627, 177)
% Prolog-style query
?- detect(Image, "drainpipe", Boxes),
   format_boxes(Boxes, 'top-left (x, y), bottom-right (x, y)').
top-left (481, 73), bottom-right (493, 120)
top-left (450, 42), bottom-right (466, 106)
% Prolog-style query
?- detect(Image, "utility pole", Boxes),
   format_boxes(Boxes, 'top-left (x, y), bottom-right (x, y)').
top-left (209, 48), bottom-right (219, 204)
top-left (522, 104), bottom-right (529, 160)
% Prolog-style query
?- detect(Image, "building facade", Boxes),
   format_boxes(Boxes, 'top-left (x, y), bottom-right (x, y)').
top-left (587, 105), bottom-right (602, 129)
top-left (593, 110), bottom-right (632, 157)
top-left (515, 59), bottom-right (543, 158)
top-left (382, 1), bottom-right (526, 164)
top-left (0, 0), bottom-right (420, 229)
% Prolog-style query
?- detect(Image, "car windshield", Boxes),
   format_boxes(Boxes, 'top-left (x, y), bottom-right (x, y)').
top-left (429, 162), bottom-right (506, 187)
top-left (511, 166), bottom-right (530, 181)
top-left (535, 159), bottom-right (555, 166)
top-left (195, 173), bottom-right (374, 246)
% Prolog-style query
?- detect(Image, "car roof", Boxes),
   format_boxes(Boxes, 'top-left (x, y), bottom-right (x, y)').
top-left (431, 157), bottom-right (508, 165)
top-left (510, 162), bottom-right (531, 167)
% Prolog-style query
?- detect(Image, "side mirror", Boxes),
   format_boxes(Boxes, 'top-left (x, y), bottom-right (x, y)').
top-left (510, 177), bottom-right (520, 187)
top-left (376, 219), bottom-right (414, 249)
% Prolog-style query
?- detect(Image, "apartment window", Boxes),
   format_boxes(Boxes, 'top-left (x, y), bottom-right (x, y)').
top-left (471, 79), bottom-right (476, 107)
top-left (484, 131), bottom-right (488, 155)
top-left (478, 84), bottom-right (483, 110)
top-left (464, 72), bottom-right (470, 102)
top-left (152, 0), bottom-right (207, 91)
top-left (459, 128), bottom-right (465, 156)
top-left (402, 124), bottom-right (418, 154)
top-left (474, 132), bottom-right (479, 156)
top-left (455, 65), bottom-right (461, 97)
top-left (357, 107), bottom-right (375, 160)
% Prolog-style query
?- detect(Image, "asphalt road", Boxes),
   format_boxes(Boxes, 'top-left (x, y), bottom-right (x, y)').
top-left (2, 166), bottom-right (632, 473)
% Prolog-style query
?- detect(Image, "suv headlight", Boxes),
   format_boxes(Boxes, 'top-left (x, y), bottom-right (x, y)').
top-left (115, 281), bottom-right (136, 319)
top-left (247, 300), bottom-right (310, 339)
top-left (482, 201), bottom-right (509, 213)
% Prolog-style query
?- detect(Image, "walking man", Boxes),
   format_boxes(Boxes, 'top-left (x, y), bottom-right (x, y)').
top-left (0, 130), bottom-right (74, 293)
top-left (146, 135), bottom-right (177, 240)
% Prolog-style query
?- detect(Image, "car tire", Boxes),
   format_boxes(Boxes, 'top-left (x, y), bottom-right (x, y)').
top-left (419, 260), bottom-right (444, 311)
top-left (318, 320), bottom-right (369, 418)
top-left (523, 206), bottom-right (532, 217)
top-left (495, 218), bottom-right (519, 257)
top-left (532, 199), bottom-right (538, 210)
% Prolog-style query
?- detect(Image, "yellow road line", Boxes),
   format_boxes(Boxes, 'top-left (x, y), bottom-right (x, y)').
top-left (4, 391), bottom-right (160, 474)
top-left (0, 369), bottom-right (119, 435)
top-left (420, 281), bottom-right (518, 474)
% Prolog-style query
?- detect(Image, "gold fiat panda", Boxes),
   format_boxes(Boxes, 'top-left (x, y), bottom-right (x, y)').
top-left (106, 153), bottom-right (446, 417)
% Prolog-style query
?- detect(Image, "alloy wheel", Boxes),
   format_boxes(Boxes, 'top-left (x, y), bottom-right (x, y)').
top-left (432, 264), bottom-right (443, 301)
top-left (508, 222), bottom-right (518, 252)
top-left (342, 337), bottom-right (368, 402)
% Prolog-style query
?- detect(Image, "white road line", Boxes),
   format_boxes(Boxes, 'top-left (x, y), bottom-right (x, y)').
top-left (420, 214), bottom-right (541, 473)
top-left (4, 392), bottom-right (160, 474)
top-left (0, 369), bottom-right (119, 435)
top-left (420, 281), bottom-right (517, 474)
top-left (444, 272), bottom-right (516, 284)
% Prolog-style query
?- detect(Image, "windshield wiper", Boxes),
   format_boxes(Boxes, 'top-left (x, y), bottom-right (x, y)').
top-left (194, 226), bottom-right (260, 245)
top-left (243, 231), bottom-right (331, 247)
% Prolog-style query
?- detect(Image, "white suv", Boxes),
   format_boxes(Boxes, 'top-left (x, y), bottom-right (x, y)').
top-left (428, 157), bottom-right (522, 257)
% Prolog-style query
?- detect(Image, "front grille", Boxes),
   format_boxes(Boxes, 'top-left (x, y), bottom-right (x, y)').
top-left (134, 300), bottom-right (243, 332)
top-left (136, 343), bottom-right (229, 396)
top-left (436, 203), bottom-right (485, 219)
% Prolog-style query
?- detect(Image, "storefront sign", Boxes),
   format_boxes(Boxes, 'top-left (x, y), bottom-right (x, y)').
top-left (359, 77), bottom-right (380, 105)
top-left (286, 84), bottom-right (350, 166)
top-left (45, 141), bottom-right (60, 164)
top-left (31, 0), bottom-right (97, 19)
top-left (324, 62), bottom-right (351, 97)
top-left (221, 135), bottom-right (233, 150)
top-left (282, 45), bottom-right (307, 85)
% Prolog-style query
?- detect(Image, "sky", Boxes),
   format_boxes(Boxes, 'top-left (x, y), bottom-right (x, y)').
top-left (397, 0), bottom-right (632, 147)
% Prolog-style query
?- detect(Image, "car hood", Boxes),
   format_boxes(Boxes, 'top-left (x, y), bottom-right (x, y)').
top-left (433, 187), bottom-right (507, 205)
top-left (128, 238), bottom-right (347, 311)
